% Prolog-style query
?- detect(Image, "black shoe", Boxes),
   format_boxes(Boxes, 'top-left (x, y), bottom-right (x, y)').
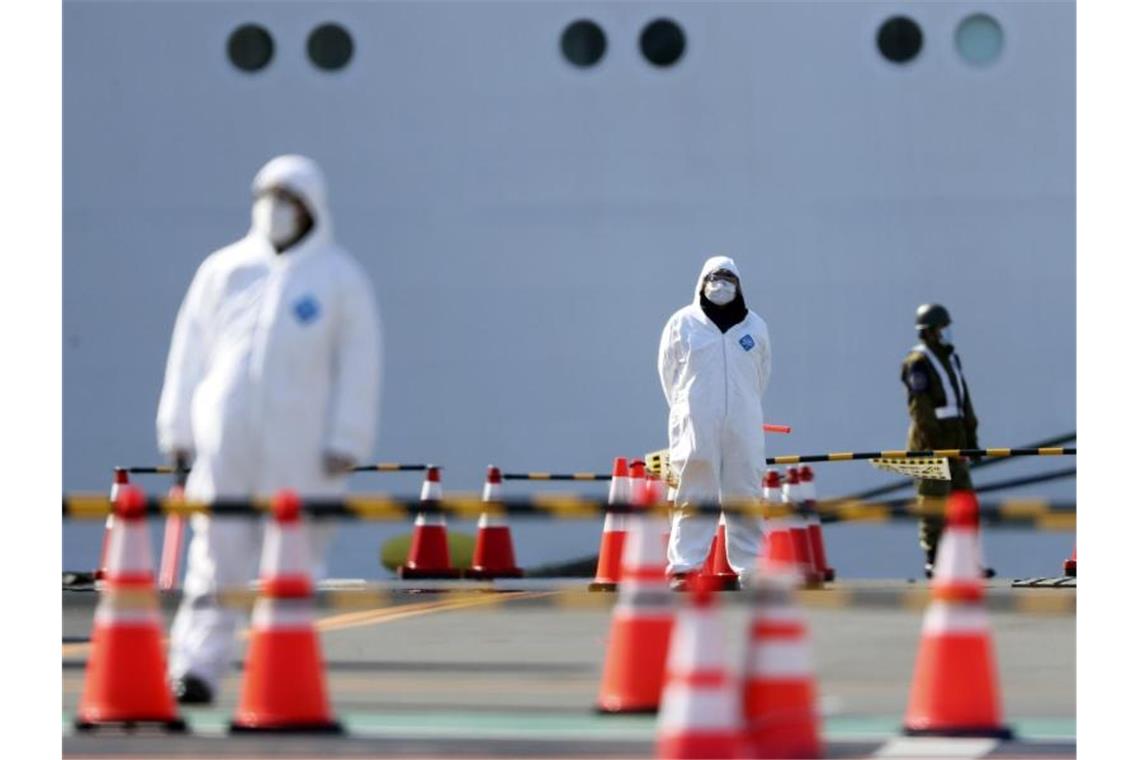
top-left (981, 566), bottom-right (996, 579)
top-left (668, 573), bottom-right (694, 592)
top-left (924, 563), bottom-right (935, 579)
top-left (173, 673), bottom-right (214, 705)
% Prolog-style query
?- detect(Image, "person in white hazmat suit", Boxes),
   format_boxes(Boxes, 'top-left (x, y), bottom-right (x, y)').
top-left (156, 155), bottom-right (381, 704)
top-left (657, 256), bottom-right (771, 589)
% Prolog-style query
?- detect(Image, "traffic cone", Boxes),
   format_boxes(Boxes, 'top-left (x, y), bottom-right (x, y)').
top-left (741, 575), bottom-right (821, 758)
top-left (655, 578), bottom-right (742, 758)
top-left (75, 485), bottom-right (186, 732)
top-left (596, 461), bottom-right (675, 714)
top-left (903, 491), bottom-right (1013, 739)
top-left (1063, 543), bottom-right (1076, 577)
top-left (230, 491), bottom-right (342, 733)
top-left (761, 470), bottom-right (800, 578)
top-left (783, 467), bottom-right (822, 586)
top-left (700, 514), bottom-right (739, 591)
top-left (466, 466), bottom-right (523, 579)
top-left (398, 466), bottom-right (461, 579)
top-left (798, 466), bottom-right (835, 582)
top-left (95, 468), bottom-right (129, 581)
top-left (589, 457), bottom-right (631, 592)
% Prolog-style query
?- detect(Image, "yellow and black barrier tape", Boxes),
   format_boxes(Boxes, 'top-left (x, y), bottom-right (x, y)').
top-left (119, 463), bottom-right (433, 476)
top-left (62, 493), bottom-right (1076, 530)
top-left (97, 583), bottom-right (1072, 617)
top-left (767, 446), bottom-right (1075, 465)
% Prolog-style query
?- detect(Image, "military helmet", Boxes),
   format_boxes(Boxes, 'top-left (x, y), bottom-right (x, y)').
top-left (915, 303), bottom-right (951, 331)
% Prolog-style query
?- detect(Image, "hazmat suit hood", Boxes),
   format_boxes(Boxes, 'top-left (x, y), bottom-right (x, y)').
top-left (694, 255), bottom-right (748, 333)
top-left (692, 255), bottom-right (742, 302)
top-left (251, 154), bottom-right (334, 253)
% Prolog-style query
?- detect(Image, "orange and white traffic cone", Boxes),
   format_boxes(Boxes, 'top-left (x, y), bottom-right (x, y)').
top-left (903, 490), bottom-right (1013, 739)
top-left (761, 470), bottom-right (799, 578)
top-left (1063, 543), bottom-right (1076, 577)
top-left (75, 485), bottom-right (186, 732)
top-left (466, 466), bottom-right (523, 579)
top-left (230, 491), bottom-right (342, 734)
top-left (596, 461), bottom-right (675, 713)
top-left (589, 457), bottom-right (631, 592)
top-left (95, 468), bottom-right (130, 581)
top-left (700, 514), bottom-right (739, 591)
top-left (783, 467), bottom-right (822, 586)
top-left (656, 578), bottom-right (742, 758)
top-left (741, 575), bottom-right (821, 758)
top-left (798, 466), bottom-right (835, 582)
top-left (398, 466), bottom-right (461, 579)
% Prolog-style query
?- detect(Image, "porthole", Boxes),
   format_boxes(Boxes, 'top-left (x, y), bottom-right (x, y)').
top-left (877, 16), bottom-right (923, 64)
top-left (227, 24), bottom-right (274, 73)
top-left (640, 18), bottom-right (686, 68)
top-left (561, 19), bottom-right (606, 68)
top-left (307, 23), bottom-right (354, 71)
top-left (956, 14), bottom-right (1004, 66)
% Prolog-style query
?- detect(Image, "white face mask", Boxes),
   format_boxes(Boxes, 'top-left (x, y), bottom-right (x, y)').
top-left (940, 327), bottom-right (955, 346)
top-left (252, 196), bottom-right (301, 247)
top-left (704, 280), bottom-right (737, 306)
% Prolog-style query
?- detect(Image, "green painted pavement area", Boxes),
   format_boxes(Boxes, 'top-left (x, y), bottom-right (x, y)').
top-left (63, 709), bottom-right (1075, 742)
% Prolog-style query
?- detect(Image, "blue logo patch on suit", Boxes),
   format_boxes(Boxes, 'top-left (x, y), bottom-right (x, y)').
top-left (292, 295), bottom-right (321, 325)
top-left (739, 334), bottom-right (755, 351)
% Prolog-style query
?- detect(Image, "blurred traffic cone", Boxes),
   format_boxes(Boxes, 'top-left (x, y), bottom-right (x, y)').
top-left (1063, 543), bottom-right (1076, 577)
top-left (596, 461), bottom-right (674, 713)
top-left (590, 457), bottom-right (631, 592)
top-left (75, 485), bottom-right (186, 732)
top-left (783, 468), bottom-right (822, 586)
top-left (466, 466), bottom-right (523, 579)
top-left (761, 470), bottom-right (799, 578)
top-left (157, 485), bottom-right (186, 592)
top-left (230, 491), bottom-right (342, 733)
top-left (741, 575), bottom-right (821, 758)
top-left (398, 466), bottom-right (461, 579)
top-left (656, 578), bottom-right (741, 758)
top-left (903, 491), bottom-right (1013, 739)
top-left (700, 514), bottom-right (739, 591)
top-left (95, 468), bottom-right (130, 581)
top-left (798, 466), bottom-right (835, 582)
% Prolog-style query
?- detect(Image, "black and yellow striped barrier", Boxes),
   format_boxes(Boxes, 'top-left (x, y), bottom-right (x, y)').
top-left (108, 583), bottom-right (1073, 617)
top-left (499, 447), bottom-right (1079, 483)
top-left (119, 463), bottom-right (434, 476)
top-left (765, 447), bottom-right (1076, 465)
top-left (501, 472), bottom-right (612, 481)
top-left (61, 493), bottom-right (1076, 530)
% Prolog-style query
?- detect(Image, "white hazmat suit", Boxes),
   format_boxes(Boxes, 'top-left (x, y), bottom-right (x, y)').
top-left (157, 155), bottom-right (382, 691)
top-left (658, 256), bottom-right (771, 578)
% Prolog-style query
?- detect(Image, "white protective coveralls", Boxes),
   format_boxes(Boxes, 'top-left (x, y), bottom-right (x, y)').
top-left (156, 155), bottom-right (382, 689)
top-left (657, 256), bottom-right (771, 578)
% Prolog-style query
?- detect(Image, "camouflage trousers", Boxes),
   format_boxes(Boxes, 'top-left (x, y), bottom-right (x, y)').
top-left (916, 458), bottom-right (974, 563)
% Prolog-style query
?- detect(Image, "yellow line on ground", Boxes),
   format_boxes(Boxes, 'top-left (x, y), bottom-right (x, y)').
top-left (314, 591), bottom-right (558, 634)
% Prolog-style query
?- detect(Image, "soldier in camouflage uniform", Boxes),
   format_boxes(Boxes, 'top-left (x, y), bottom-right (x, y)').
top-left (900, 304), bottom-right (986, 578)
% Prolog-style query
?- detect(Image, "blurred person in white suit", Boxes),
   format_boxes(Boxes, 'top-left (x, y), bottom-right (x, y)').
top-left (156, 155), bottom-right (382, 704)
top-left (657, 256), bottom-right (771, 589)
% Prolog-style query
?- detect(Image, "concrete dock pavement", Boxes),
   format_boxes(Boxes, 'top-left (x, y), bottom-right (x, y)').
top-left (62, 580), bottom-right (1075, 758)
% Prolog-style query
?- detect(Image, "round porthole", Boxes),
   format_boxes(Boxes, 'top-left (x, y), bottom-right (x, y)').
top-left (877, 16), bottom-right (923, 64)
top-left (307, 23), bottom-right (354, 71)
top-left (227, 24), bottom-right (274, 73)
top-left (640, 18), bottom-right (686, 67)
top-left (561, 19), bottom-right (606, 68)
top-left (956, 14), bottom-right (1004, 66)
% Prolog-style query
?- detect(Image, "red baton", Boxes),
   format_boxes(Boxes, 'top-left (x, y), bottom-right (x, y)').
top-left (763, 424), bottom-right (792, 434)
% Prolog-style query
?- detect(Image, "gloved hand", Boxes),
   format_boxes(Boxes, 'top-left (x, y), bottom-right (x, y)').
top-left (322, 451), bottom-right (357, 476)
top-left (170, 449), bottom-right (192, 487)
